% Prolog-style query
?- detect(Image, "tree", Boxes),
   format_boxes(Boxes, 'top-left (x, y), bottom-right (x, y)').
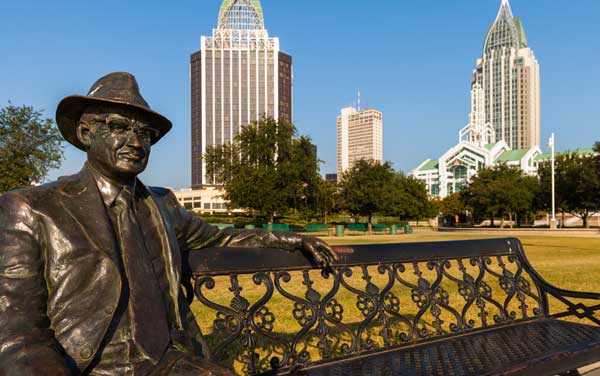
top-left (460, 167), bottom-right (496, 226)
top-left (436, 193), bottom-right (467, 226)
top-left (203, 117), bottom-right (321, 223)
top-left (338, 160), bottom-right (433, 230)
top-left (339, 160), bottom-right (398, 230)
top-left (394, 174), bottom-right (437, 221)
top-left (461, 165), bottom-right (536, 228)
top-left (560, 154), bottom-right (599, 228)
top-left (0, 103), bottom-right (63, 193)
top-left (539, 153), bottom-right (600, 228)
top-left (302, 179), bottom-right (339, 224)
top-left (517, 174), bottom-right (543, 226)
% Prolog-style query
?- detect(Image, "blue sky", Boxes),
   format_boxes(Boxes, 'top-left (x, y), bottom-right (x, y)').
top-left (1, 0), bottom-right (599, 189)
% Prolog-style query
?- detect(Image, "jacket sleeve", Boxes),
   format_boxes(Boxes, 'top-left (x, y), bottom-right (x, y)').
top-left (0, 192), bottom-right (75, 376)
top-left (161, 190), bottom-right (302, 252)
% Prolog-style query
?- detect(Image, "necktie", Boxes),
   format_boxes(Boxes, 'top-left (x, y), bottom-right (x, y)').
top-left (114, 187), bottom-right (170, 362)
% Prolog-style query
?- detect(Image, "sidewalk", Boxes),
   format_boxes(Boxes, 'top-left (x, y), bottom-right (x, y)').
top-left (437, 226), bottom-right (600, 237)
top-left (581, 363), bottom-right (600, 375)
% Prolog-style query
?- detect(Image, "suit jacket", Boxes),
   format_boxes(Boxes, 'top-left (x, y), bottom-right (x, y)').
top-left (0, 168), bottom-right (302, 376)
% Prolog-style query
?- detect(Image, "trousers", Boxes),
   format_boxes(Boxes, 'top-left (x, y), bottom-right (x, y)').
top-left (89, 348), bottom-right (236, 376)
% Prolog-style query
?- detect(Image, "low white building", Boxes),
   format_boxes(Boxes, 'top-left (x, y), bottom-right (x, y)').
top-left (412, 141), bottom-right (598, 199)
top-left (172, 186), bottom-right (244, 215)
top-left (412, 119), bottom-right (542, 198)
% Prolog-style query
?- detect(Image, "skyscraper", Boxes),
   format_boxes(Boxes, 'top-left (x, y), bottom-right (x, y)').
top-left (336, 107), bottom-right (383, 179)
top-left (468, 0), bottom-right (540, 150)
top-left (191, 0), bottom-right (292, 187)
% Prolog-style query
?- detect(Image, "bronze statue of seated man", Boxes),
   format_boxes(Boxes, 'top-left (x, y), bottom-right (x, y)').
top-left (0, 72), bottom-right (336, 376)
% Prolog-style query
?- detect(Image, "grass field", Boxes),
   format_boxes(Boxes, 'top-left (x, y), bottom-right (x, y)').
top-left (323, 232), bottom-right (600, 292)
top-left (191, 232), bottom-right (600, 373)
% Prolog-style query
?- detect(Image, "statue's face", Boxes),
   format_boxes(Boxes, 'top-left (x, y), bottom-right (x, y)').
top-left (79, 106), bottom-right (158, 180)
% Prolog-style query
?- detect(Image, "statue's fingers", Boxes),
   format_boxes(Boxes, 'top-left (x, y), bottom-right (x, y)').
top-left (316, 242), bottom-right (337, 264)
top-left (325, 244), bottom-right (339, 261)
top-left (312, 246), bottom-right (324, 264)
top-left (327, 250), bottom-right (337, 264)
top-left (322, 251), bottom-right (334, 267)
top-left (318, 246), bottom-right (332, 264)
top-left (313, 246), bottom-right (327, 267)
top-left (303, 241), bottom-right (320, 265)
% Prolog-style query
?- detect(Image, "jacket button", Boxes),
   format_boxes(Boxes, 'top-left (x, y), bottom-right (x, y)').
top-left (80, 346), bottom-right (93, 360)
top-left (105, 305), bottom-right (115, 315)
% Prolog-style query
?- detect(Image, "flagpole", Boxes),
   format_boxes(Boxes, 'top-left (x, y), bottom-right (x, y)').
top-left (549, 133), bottom-right (557, 230)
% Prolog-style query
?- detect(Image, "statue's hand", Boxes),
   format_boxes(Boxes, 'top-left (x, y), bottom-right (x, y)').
top-left (300, 236), bottom-right (338, 267)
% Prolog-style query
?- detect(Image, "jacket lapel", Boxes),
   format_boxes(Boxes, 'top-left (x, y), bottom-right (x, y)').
top-left (57, 169), bottom-right (183, 329)
top-left (58, 169), bottom-right (118, 263)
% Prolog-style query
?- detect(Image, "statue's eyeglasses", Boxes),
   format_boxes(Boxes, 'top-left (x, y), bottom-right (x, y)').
top-left (92, 115), bottom-right (159, 142)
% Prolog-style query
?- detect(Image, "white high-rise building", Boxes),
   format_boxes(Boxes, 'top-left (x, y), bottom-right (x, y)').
top-left (411, 0), bottom-right (542, 198)
top-left (336, 107), bottom-right (383, 179)
top-left (191, 0), bottom-right (292, 187)
top-left (469, 0), bottom-right (540, 150)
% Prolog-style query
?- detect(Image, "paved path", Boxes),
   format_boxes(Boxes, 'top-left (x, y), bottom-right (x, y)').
top-left (437, 227), bottom-right (600, 237)
top-left (581, 363), bottom-right (600, 375)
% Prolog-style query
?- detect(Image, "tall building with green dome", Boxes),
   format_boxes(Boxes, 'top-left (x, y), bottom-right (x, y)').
top-left (412, 0), bottom-right (543, 198)
top-left (191, 0), bottom-right (292, 187)
top-left (469, 0), bottom-right (540, 150)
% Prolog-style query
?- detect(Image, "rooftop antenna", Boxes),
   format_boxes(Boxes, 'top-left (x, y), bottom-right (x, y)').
top-left (358, 91), bottom-right (361, 111)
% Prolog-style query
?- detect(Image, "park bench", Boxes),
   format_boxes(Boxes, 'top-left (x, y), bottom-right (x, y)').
top-left (215, 223), bottom-right (236, 230)
top-left (187, 238), bottom-right (600, 376)
top-left (305, 224), bottom-right (330, 234)
top-left (347, 223), bottom-right (368, 234)
top-left (261, 224), bottom-right (291, 232)
top-left (372, 224), bottom-right (390, 233)
top-left (402, 224), bottom-right (414, 234)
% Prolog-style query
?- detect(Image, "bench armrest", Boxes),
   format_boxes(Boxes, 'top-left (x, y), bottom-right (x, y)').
top-left (513, 239), bottom-right (600, 325)
top-left (546, 287), bottom-right (600, 301)
top-left (540, 284), bottom-right (600, 325)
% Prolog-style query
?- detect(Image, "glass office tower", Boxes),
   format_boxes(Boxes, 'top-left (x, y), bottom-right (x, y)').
top-left (191, 0), bottom-right (292, 187)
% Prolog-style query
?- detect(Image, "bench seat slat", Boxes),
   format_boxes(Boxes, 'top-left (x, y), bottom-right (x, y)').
top-left (296, 319), bottom-right (600, 376)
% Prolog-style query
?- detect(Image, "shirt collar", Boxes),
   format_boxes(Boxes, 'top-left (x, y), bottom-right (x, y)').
top-left (86, 163), bottom-right (136, 207)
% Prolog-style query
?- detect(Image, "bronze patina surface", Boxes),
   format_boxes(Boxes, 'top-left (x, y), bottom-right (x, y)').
top-left (0, 72), bottom-right (336, 376)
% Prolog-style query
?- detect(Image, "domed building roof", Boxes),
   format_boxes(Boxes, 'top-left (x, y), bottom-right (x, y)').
top-left (218, 0), bottom-right (265, 30)
top-left (483, 0), bottom-right (528, 55)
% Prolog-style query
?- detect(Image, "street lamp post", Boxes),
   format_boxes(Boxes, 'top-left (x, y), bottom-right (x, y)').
top-left (549, 133), bottom-right (557, 230)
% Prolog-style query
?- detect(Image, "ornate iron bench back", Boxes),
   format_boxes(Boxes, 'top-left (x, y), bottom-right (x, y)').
top-left (188, 237), bottom-right (546, 374)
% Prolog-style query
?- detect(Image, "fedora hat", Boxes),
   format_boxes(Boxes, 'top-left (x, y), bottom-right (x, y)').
top-left (56, 72), bottom-right (172, 151)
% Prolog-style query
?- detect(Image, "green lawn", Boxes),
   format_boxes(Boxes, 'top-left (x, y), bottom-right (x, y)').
top-left (323, 232), bottom-right (600, 292)
top-left (191, 232), bottom-right (600, 374)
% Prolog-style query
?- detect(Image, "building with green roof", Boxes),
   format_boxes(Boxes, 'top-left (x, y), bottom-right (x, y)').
top-left (412, 136), bottom-right (542, 198)
top-left (412, 139), bottom-right (596, 199)
top-left (533, 148), bottom-right (595, 163)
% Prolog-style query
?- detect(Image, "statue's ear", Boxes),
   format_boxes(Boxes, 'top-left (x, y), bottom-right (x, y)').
top-left (76, 121), bottom-right (94, 150)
